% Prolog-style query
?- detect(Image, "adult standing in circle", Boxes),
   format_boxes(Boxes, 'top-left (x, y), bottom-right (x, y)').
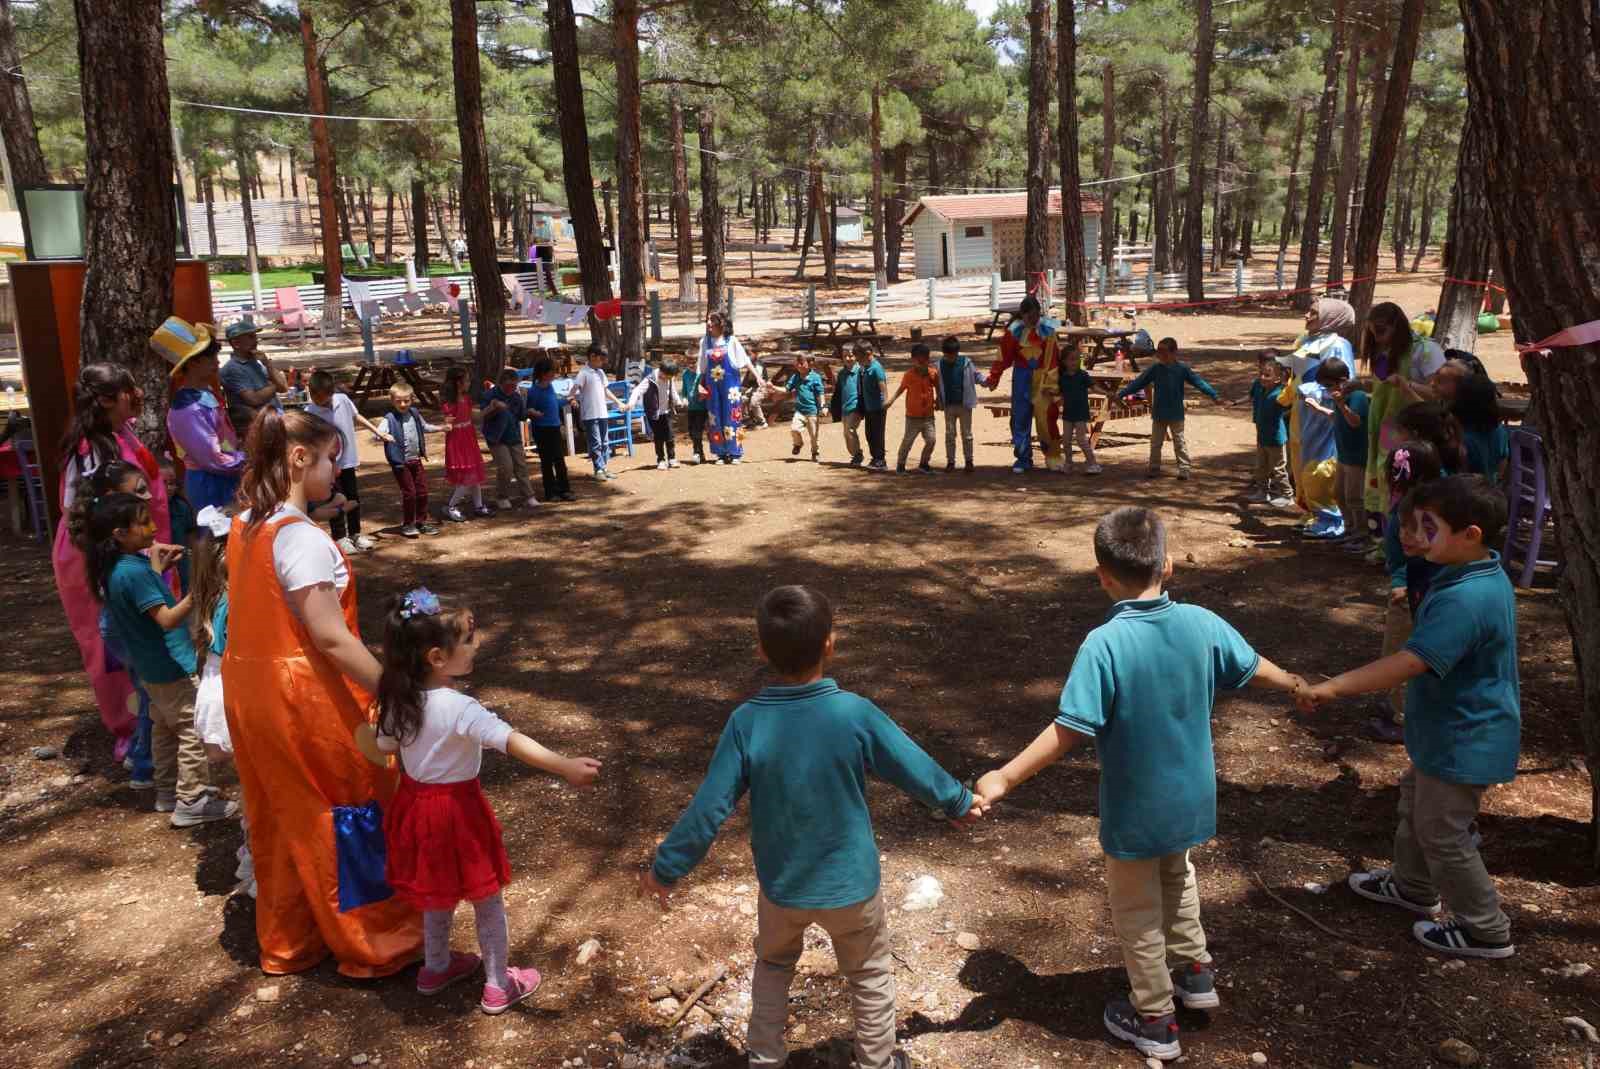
top-left (1281, 299), bottom-right (1355, 512)
top-left (696, 310), bottom-right (756, 464)
top-left (53, 362), bottom-right (173, 759)
top-left (224, 408), bottom-right (420, 978)
top-left (219, 322), bottom-right (286, 440)
top-left (1358, 302), bottom-right (1446, 514)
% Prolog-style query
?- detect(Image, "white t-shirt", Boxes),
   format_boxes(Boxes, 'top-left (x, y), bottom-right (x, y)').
top-left (573, 366), bottom-right (615, 422)
top-left (239, 503), bottom-right (350, 608)
top-left (375, 687), bottom-right (514, 783)
top-left (306, 393), bottom-right (360, 470)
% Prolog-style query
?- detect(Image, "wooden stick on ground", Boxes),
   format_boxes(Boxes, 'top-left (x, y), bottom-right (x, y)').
top-left (668, 963), bottom-right (728, 1029)
top-left (1250, 870), bottom-right (1370, 946)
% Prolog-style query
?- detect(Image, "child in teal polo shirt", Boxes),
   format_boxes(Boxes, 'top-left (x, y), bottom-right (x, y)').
top-left (1117, 338), bottom-right (1222, 480)
top-left (975, 507), bottom-right (1304, 1061)
top-left (1301, 475), bottom-right (1519, 960)
top-left (1243, 350), bottom-right (1291, 505)
top-left (785, 353), bottom-right (826, 461)
top-left (642, 585), bottom-right (980, 1069)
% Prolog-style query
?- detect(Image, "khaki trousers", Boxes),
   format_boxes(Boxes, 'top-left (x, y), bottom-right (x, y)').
top-left (944, 404), bottom-right (973, 464)
top-left (843, 411), bottom-right (865, 461)
top-left (143, 677), bottom-right (212, 805)
top-left (1104, 851), bottom-right (1211, 1017)
top-left (748, 891), bottom-right (896, 1069)
top-left (1392, 766), bottom-right (1510, 942)
top-left (1381, 599), bottom-right (1412, 720)
top-left (790, 412), bottom-right (819, 456)
top-left (1337, 461), bottom-right (1368, 539)
top-left (896, 415), bottom-right (936, 468)
top-left (1254, 444), bottom-right (1291, 498)
top-left (1149, 420), bottom-right (1192, 474)
top-left (489, 442), bottom-right (534, 502)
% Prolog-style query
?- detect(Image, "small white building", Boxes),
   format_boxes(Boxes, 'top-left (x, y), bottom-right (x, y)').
top-left (811, 205), bottom-right (864, 245)
top-left (901, 190), bottom-right (1104, 280)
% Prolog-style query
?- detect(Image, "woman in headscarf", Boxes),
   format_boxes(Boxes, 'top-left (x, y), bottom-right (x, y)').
top-left (1280, 298), bottom-right (1356, 524)
top-left (1358, 301), bottom-right (1446, 515)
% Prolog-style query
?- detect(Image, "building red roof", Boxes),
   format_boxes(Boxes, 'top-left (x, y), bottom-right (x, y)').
top-left (902, 189), bottom-right (1105, 227)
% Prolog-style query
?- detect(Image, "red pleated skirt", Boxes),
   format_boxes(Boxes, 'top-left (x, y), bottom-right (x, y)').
top-left (384, 775), bottom-right (511, 911)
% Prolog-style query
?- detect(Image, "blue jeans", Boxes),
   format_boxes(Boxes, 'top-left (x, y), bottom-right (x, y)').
top-left (584, 418), bottom-right (608, 471)
top-left (1010, 398), bottom-right (1034, 469)
top-left (100, 612), bottom-right (154, 781)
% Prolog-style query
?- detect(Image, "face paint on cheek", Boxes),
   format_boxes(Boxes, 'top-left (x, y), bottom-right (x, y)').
top-left (1420, 513), bottom-right (1442, 545)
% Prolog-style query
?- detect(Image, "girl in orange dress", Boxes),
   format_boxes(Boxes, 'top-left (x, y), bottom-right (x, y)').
top-left (223, 408), bottom-right (420, 977)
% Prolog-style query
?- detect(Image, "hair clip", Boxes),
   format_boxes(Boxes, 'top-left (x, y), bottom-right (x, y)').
top-left (195, 505), bottom-right (232, 539)
top-left (1393, 448), bottom-right (1412, 479)
top-left (399, 587), bottom-right (441, 619)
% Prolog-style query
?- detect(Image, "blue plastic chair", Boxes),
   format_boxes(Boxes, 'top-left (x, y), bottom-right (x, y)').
top-left (13, 437), bottom-right (49, 542)
top-left (604, 380), bottom-right (638, 457)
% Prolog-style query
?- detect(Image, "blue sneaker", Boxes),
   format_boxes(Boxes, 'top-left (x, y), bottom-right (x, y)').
top-left (1103, 997), bottom-right (1181, 1060)
top-left (1171, 961), bottom-right (1220, 1010)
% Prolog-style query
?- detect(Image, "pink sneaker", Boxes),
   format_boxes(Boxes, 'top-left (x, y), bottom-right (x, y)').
top-left (416, 951), bottom-right (482, 995)
top-left (480, 966), bottom-right (542, 1015)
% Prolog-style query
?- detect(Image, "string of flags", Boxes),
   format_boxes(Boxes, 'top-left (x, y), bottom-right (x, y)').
top-left (503, 273), bottom-right (627, 324)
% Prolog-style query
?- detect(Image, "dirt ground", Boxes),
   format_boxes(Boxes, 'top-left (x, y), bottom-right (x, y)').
top-left (1, 273), bottom-right (1596, 1069)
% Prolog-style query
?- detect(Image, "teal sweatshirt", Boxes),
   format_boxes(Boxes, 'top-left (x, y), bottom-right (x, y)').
top-left (651, 678), bottom-right (973, 909)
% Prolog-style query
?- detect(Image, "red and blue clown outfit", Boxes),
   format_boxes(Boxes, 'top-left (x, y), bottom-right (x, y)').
top-left (986, 315), bottom-right (1063, 471)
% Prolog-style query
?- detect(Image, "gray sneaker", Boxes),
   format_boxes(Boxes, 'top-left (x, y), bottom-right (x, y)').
top-left (1103, 997), bottom-right (1181, 1060)
top-left (1347, 869), bottom-right (1441, 916)
top-left (155, 791), bottom-right (176, 813)
top-left (171, 795), bottom-right (240, 828)
top-left (1171, 961), bottom-right (1220, 1010)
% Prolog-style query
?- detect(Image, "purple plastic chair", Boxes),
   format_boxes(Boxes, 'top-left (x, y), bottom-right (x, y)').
top-left (1502, 428), bottom-right (1558, 587)
top-left (13, 437), bottom-right (49, 542)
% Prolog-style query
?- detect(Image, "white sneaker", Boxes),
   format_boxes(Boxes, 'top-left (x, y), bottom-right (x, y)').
top-left (730, 457), bottom-right (743, 465)
top-left (353, 534), bottom-right (377, 551)
top-left (1246, 490), bottom-right (1270, 503)
top-left (667, 459), bottom-right (681, 468)
top-left (1085, 463), bottom-right (1103, 475)
top-left (336, 536), bottom-right (360, 555)
top-left (524, 496), bottom-right (540, 508)
top-left (171, 795), bottom-right (239, 828)
top-left (496, 498), bottom-right (514, 510)
top-left (656, 460), bottom-right (669, 470)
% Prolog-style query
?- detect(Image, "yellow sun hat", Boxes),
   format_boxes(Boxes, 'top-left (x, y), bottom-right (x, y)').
top-left (149, 316), bottom-right (217, 377)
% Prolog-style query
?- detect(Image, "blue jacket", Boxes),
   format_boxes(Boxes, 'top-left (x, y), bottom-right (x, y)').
top-left (383, 409), bottom-right (431, 466)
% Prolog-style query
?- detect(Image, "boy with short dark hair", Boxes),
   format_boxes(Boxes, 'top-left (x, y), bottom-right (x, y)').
top-left (975, 507), bottom-right (1304, 1061)
top-left (642, 585), bottom-right (982, 1069)
top-left (628, 361), bottom-right (684, 470)
top-left (574, 343), bottom-right (622, 481)
top-left (855, 343), bottom-right (890, 470)
top-left (1117, 338), bottom-right (1222, 480)
top-left (307, 368), bottom-right (393, 552)
top-left (526, 358), bottom-right (575, 502)
top-left (1243, 351), bottom-right (1292, 507)
top-left (887, 343), bottom-right (943, 474)
top-left (480, 367), bottom-right (539, 508)
top-left (1300, 475), bottom-right (1519, 960)
top-left (785, 353), bottom-right (826, 462)
top-left (938, 335), bottom-right (981, 472)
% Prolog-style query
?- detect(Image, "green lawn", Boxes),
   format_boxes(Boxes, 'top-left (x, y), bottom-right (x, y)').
top-left (208, 260), bottom-right (483, 291)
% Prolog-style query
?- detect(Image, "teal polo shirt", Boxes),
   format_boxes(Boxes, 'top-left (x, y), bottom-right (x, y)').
top-left (1464, 424), bottom-right (1510, 485)
top-left (652, 679), bottom-right (972, 909)
top-left (1333, 389), bottom-right (1370, 466)
top-left (859, 361), bottom-right (888, 413)
top-left (1250, 379), bottom-right (1288, 447)
top-left (788, 370), bottom-right (825, 415)
top-left (836, 366), bottom-right (861, 414)
top-left (1403, 554), bottom-right (1521, 785)
top-left (1056, 594), bottom-right (1259, 860)
top-left (1118, 361), bottom-right (1219, 423)
top-left (105, 554), bottom-right (197, 684)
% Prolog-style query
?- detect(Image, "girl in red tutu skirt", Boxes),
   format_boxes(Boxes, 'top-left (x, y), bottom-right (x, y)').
top-left (375, 588), bottom-right (603, 1013)
top-left (440, 367), bottom-right (491, 522)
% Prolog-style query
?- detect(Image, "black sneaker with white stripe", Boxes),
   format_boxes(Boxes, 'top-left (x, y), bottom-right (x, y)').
top-left (1347, 869), bottom-right (1441, 916)
top-left (1413, 919), bottom-right (1515, 959)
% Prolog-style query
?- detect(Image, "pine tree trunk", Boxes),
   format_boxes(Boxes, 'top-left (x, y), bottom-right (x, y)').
top-left (202, 170), bottom-right (219, 256)
top-left (1210, 115), bottom-right (1226, 272)
top-left (822, 190), bottom-right (838, 290)
top-left (1277, 103), bottom-right (1307, 270)
top-left (235, 133), bottom-right (261, 288)
top-left (601, 180), bottom-right (615, 247)
top-left (449, 0), bottom-right (507, 386)
top-left (1328, 0), bottom-right (1360, 287)
top-left (870, 83), bottom-right (886, 289)
top-left (336, 176), bottom-right (358, 264)
top-left (0, 0), bottom-right (49, 187)
top-left (1056, 0), bottom-right (1087, 324)
top-left (1433, 101), bottom-right (1491, 353)
top-left (362, 179), bottom-right (375, 249)
top-left (1459, 0), bottom-right (1600, 869)
top-left (887, 143), bottom-right (908, 283)
top-left (1410, 167), bottom-right (1436, 273)
top-left (300, 10), bottom-right (342, 324)
top-left (1154, 80), bottom-right (1174, 274)
top-left (1349, 0), bottom-right (1426, 321)
top-left (382, 186), bottom-right (395, 265)
top-left (1183, 0), bottom-right (1214, 302)
top-left (73, 0), bottom-right (175, 449)
top-left (288, 146), bottom-right (299, 199)
top-left (277, 157), bottom-right (285, 198)
top-left (795, 139), bottom-right (820, 279)
top-left (411, 177), bottom-right (429, 276)
top-left (699, 107), bottom-right (724, 306)
top-left (611, 0), bottom-right (645, 367)
top-left (667, 92), bottom-right (699, 305)
top-left (1100, 60), bottom-right (1115, 274)
top-left (1023, 0), bottom-right (1051, 283)
top-left (1294, 21), bottom-right (1344, 311)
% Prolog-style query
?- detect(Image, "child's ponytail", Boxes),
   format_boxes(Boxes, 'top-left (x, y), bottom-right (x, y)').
top-left (59, 362), bottom-right (136, 468)
top-left (188, 508), bottom-right (231, 650)
top-left (66, 460), bottom-right (142, 552)
top-left (83, 492), bottom-right (149, 603)
top-left (376, 589), bottom-right (472, 747)
top-left (239, 407), bottom-right (340, 534)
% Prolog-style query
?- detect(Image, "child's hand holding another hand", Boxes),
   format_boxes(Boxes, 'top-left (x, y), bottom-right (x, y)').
top-left (973, 769), bottom-right (1009, 808)
top-left (562, 756), bottom-right (603, 787)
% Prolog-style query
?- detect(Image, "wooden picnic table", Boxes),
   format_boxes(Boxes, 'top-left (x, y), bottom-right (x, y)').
top-left (348, 356), bottom-right (447, 409)
top-left (507, 342), bottom-right (573, 373)
top-left (981, 364), bottom-right (1149, 450)
top-left (804, 315), bottom-right (884, 355)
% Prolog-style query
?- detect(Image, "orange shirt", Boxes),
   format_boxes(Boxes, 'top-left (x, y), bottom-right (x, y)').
top-left (901, 365), bottom-right (940, 417)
